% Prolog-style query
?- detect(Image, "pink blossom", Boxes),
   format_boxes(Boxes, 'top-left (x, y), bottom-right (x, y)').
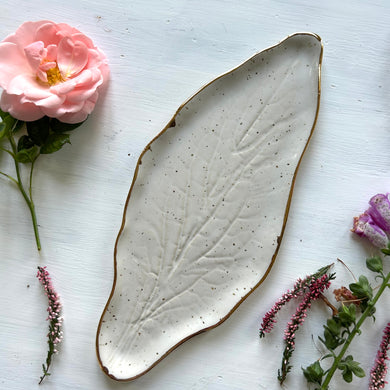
top-left (0, 21), bottom-right (109, 123)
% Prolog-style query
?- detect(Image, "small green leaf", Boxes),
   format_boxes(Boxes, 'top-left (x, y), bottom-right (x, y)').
top-left (338, 304), bottom-right (356, 326)
top-left (15, 146), bottom-right (39, 163)
top-left (50, 118), bottom-right (85, 133)
top-left (349, 276), bottom-right (373, 300)
top-left (350, 364), bottom-right (365, 378)
top-left (323, 328), bottom-right (340, 350)
top-left (366, 256), bottom-right (383, 273)
top-left (302, 361), bottom-right (324, 385)
top-left (27, 117), bottom-right (50, 145)
top-left (338, 355), bottom-right (365, 383)
top-left (326, 318), bottom-right (341, 336)
top-left (40, 133), bottom-right (71, 154)
top-left (17, 135), bottom-right (34, 151)
top-left (342, 369), bottom-right (353, 383)
top-left (381, 248), bottom-right (390, 256)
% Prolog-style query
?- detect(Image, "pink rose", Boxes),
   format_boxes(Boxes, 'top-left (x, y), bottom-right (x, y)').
top-left (0, 21), bottom-right (109, 123)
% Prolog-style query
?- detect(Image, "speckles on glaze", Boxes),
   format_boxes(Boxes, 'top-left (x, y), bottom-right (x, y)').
top-left (97, 33), bottom-right (322, 381)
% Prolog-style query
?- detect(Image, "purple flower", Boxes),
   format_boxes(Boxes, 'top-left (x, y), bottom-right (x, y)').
top-left (352, 212), bottom-right (389, 249)
top-left (369, 322), bottom-right (390, 390)
top-left (368, 194), bottom-right (390, 233)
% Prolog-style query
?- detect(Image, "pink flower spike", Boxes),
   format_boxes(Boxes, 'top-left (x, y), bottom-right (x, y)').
top-left (278, 274), bottom-right (333, 384)
top-left (369, 322), bottom-right (390, 390)
top-left (37, 266), bottom-right (63, 384)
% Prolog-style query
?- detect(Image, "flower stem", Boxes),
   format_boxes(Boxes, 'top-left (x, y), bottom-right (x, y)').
top-left (320, 271), bottom-right (390, 389)
top-left (8, 133), bottom-right (41, 250)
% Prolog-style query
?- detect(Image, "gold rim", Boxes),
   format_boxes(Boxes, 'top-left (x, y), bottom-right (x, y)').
top-left (95, 31), bottom-right (323, 381)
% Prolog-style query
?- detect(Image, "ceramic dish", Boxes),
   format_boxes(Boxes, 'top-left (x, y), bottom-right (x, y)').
top-left (96, 32), bottom-right (323, 381)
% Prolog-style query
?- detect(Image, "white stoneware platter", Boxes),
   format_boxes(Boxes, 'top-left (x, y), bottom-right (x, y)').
top-left (96, 32), bottom-right (323, 381)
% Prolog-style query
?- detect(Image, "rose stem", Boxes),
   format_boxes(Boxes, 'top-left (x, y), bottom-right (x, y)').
top-left (320, 270), bottom-right (390, 389)
top-left (8, 133), bottom-right (41, 251)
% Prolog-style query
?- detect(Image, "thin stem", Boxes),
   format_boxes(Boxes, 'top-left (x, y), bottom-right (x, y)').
top-left (8, 133), bottom-right (41, 250)
top-left (0, 170), bottom-right (18, 185)
top-left (320, 271), bottom-right (390, 389)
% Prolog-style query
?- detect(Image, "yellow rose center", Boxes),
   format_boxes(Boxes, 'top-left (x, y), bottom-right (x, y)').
top-left (46, 65), bottom-right (64, 86)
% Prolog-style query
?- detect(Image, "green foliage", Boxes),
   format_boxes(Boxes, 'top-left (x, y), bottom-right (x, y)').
top-left (26, 117), bottom-right (50, 146)
top-left (50, 118), bottom-right (85, 133)
top-left (337, 355), bottom-right (365, 383)
top-left (349, 276), bottom-right (373, 301)
top-left (17, 135), bottom-right (35, 151)
top-left (302, 361), bottom-right (324, 385)
top-left (366, 256), bottom-right (383, 274)
top-left (40, 134), bottom-right (71, 154)
top-left (338, 303), bottom-right (357, 327)
top-left (15, 146), bottom-right (39, 163)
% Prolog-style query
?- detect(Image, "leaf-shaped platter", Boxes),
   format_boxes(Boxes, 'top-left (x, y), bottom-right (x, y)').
top-left (97, 32), bottom-right (323, 381)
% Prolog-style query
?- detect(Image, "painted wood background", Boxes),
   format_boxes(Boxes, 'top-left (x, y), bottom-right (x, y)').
top-left (0, 1), bottom-right (389, 389)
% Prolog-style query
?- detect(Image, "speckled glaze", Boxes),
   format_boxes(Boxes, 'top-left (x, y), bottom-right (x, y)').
top-left (96, 33), bottom-right (322, 381)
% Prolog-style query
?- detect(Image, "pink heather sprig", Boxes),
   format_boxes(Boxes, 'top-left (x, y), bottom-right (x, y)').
top-left (37, 266), bottom-right (63, 384)
top-left (369, 322), bottom-right (390, 390)
top-left (278, 273), bottom-right (333, 384)
top-left (259, 264), bottom-right (333, 338)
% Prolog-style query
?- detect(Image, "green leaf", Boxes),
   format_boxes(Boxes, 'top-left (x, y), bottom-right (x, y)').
top-left (349, 276), bottom-right (373, 300)
top-left (381, 248), bottom-right (390, 256)
top-left (366, 256), bottom-right (383, 273)
top-left (326, 318), bottom-right (341, 336)
top-left (302, 361), bottom-right (324, 385)
top-left (338, 304), bottom-right (356, 326)
top-left (15, 146), bottom-right (39, 163)
top-left (50, 118), bottom-right (85, 133)
top-left (26, 117), bottom-right (50, 145)
top-left (17, 135), bottom-right (34, 151)
top-left (40, 133), bottom-right (71, 154)
top-left (0, 111), bottom-right (17, 133)
top-left (323, 328), bottom-right (340, 350)
top-left (350, 364), bottom-right (365, 378)
top-left (338, 355), bottom-right (365, 383)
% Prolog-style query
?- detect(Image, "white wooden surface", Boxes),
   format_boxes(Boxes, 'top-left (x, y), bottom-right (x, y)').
top-left (0, 1), bottom-right (389, 389)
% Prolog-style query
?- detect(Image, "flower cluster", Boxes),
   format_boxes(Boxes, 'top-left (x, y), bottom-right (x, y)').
top-left (259, 266), bottom-right (334, 384)
top-left (259, 265), bottom-right (332, 337)
top-left (369, 322), bottom-right (390, 390)
top-left (352, 193), bottom-right (390, 249)
top-left (278, 274), bottom-right (333, 384)
top-left (37, 266), bottom-right (63, 384)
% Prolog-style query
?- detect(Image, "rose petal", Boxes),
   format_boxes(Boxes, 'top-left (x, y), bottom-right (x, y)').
top-left (0, 91), bottom-right (44, 121)
top-left (0, 42), bottom-right (31, 88)
top-left (35, 22), bottom-right (61, 46)
top-left (34, 93), bottom-right (66, 109)
top-left (46, 44), bottom-right (58, 61)
top-left (2, 21), bottom-right (52, 48)
top-left (57, 37), bottom-right (88, 79)
top-left (7, 74), bottom-right (50, 97)
top-left (24, 41), bottom-right (46, 71)
top-left (50, 78), bottom-right (77, 95)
